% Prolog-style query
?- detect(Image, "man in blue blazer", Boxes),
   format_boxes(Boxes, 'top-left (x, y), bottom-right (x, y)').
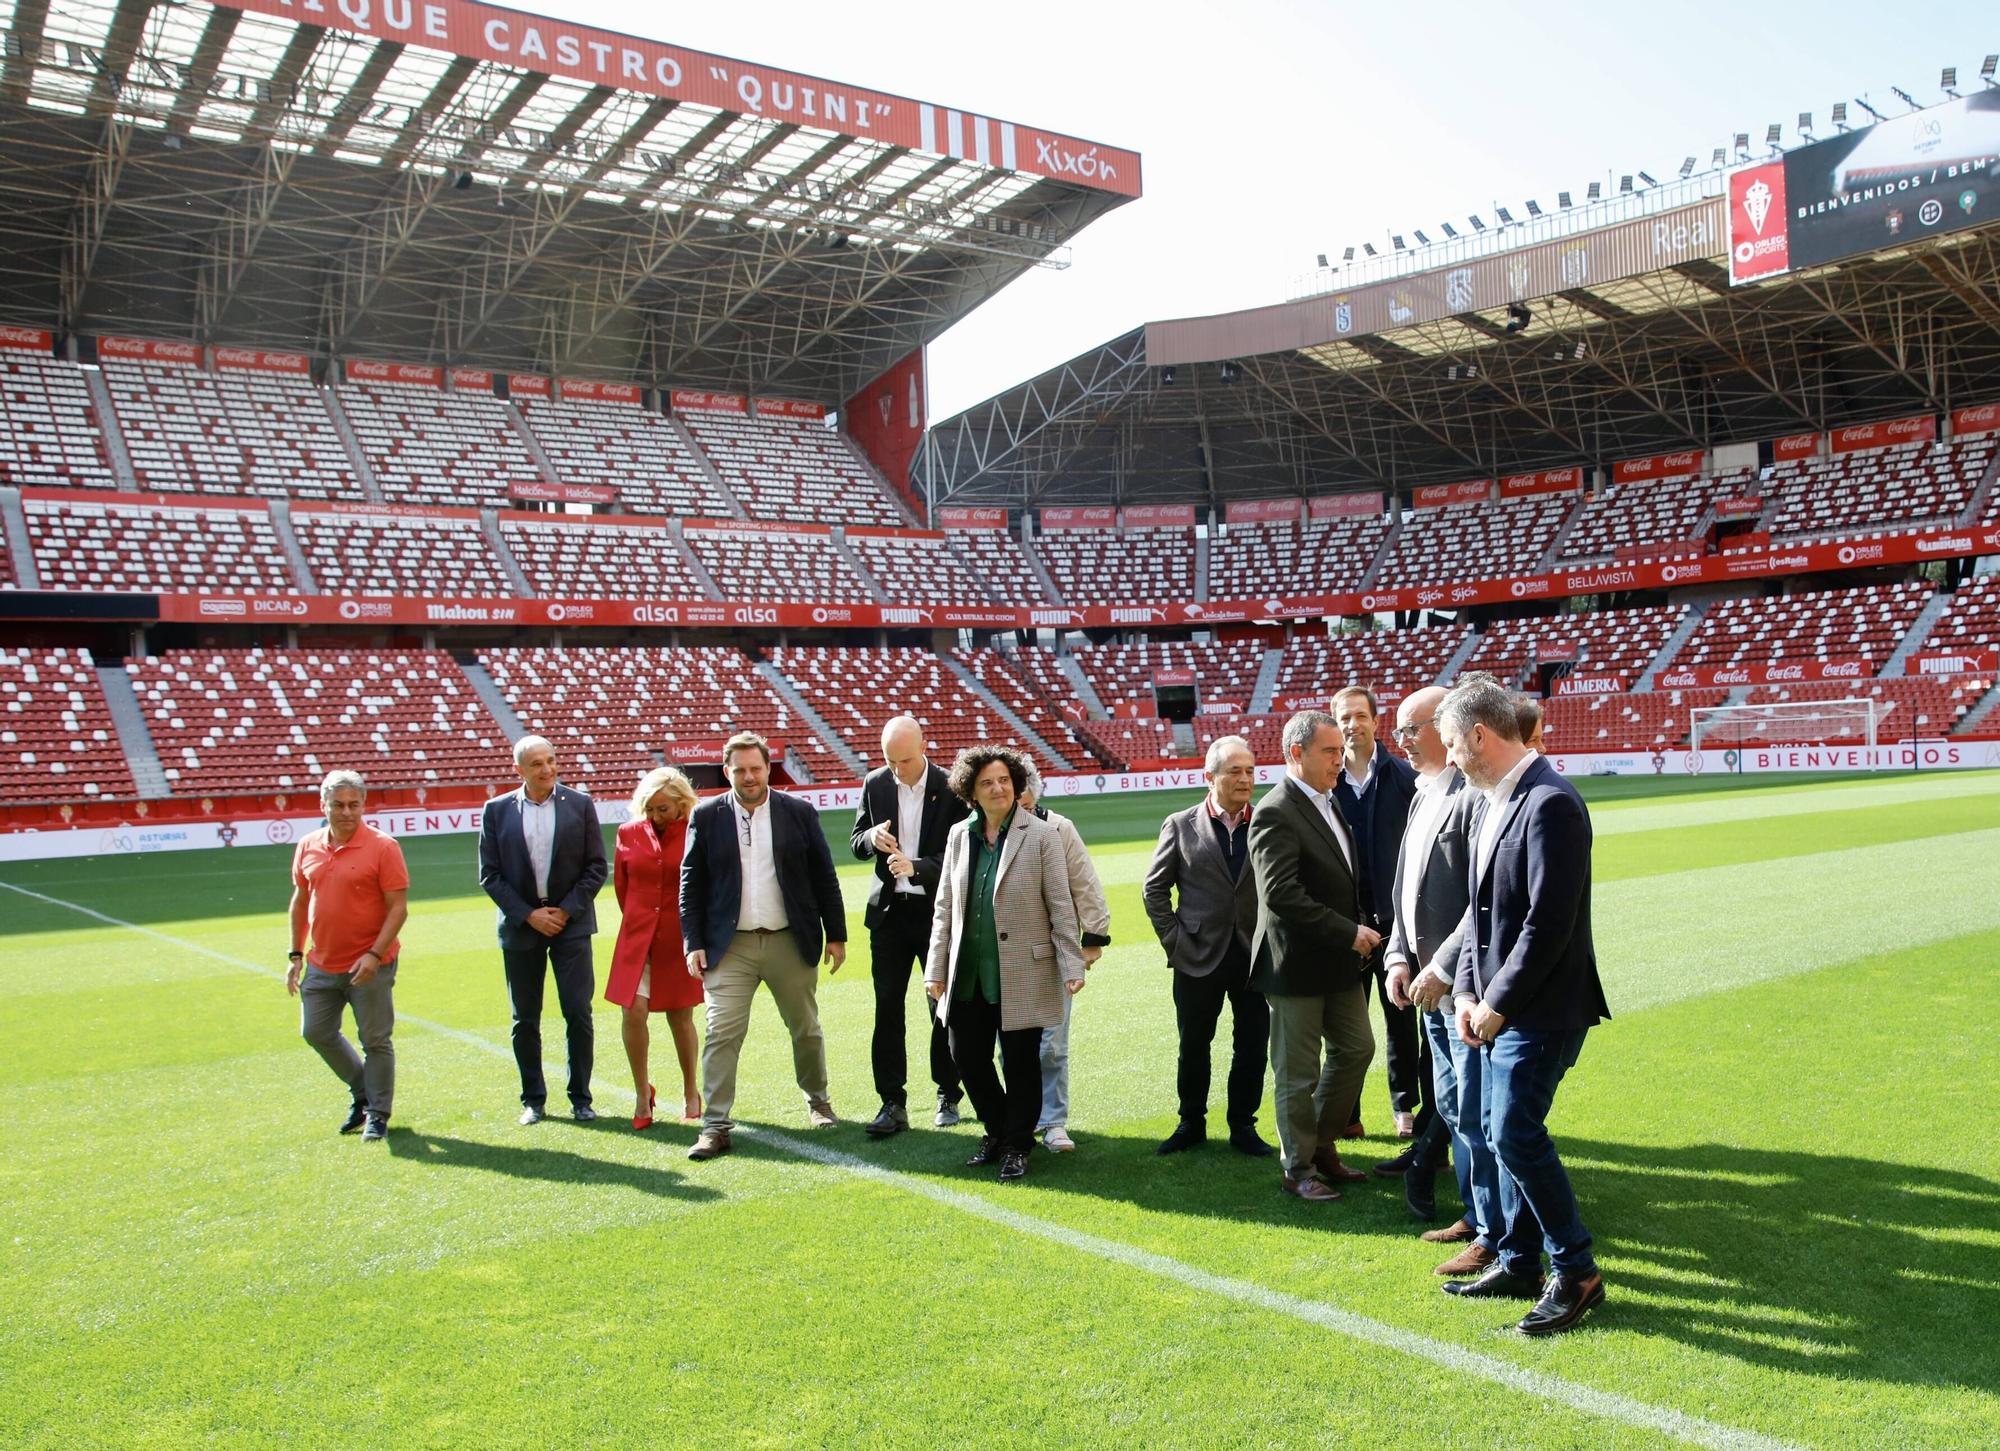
top-left (1438, 678), bottom-right (1610, 1336)
top-left (680, 732), bottom-right (847, 1161)
top-left (478, 735), bottom-right (608, 1124)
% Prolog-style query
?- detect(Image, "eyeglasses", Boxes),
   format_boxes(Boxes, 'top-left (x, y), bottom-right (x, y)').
top-left (1390, 716), bottom-right (1436, 743)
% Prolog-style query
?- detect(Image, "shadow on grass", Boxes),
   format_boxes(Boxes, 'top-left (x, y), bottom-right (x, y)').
top-left (386, 1125), bottom-right (723, 1204)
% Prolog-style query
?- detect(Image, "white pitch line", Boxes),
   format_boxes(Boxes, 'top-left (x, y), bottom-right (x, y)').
top-left (6, 878), bottom-right (1802, 1451)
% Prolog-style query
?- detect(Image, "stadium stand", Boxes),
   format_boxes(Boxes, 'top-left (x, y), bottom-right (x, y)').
top-left (1375, 495), bottom-right (1572, 588)
top-left (1207, 514), bottom-right (1391, 598)
top-left (1460, 605), bottom-right (1682, 686)
top-left (1071, 715), bottom-right (1181, 765)
top-left (1734, 677), bottom-right (1991, 740)
top-left (336, 375), bottom-right (540, 509)
top-left (0, 511), bottom-right (14, 590)
top-left (213, 366), bottom-right (364, 501)
top-left (518, 390), bottom-right (731, 517)
top-left (1191, 712), bottom-right (1285, 764)
top-left (845, 529), bottom-right (989, 604)
top-left (100, 356), bottom-right (248, 495)
top-left (945, 528), bottom-right (1052, 604)
top-left (481, 644), bottom-right (839, 785)
top-left (293, 507), bottom-right (511, 598)
top-left (1033, 527), bottom-right (1197, 608)
top-left (500, 515), bottom-right (712, 600)
top-left (1269, 624), bottom-right (1469, 704)
top-left (0, 647), bottom-right (135, 801)
top-left (1671, 580), bottom-right (1931, 671)
top-left (1761, 436), bottom-right (1994, 541)
top-left (686, 523), bottom-right (872, 600)
top-left (676, 408), bottom-right (904, 526)
top-left (949, 646), bottom-right (1087, 763)
top-left (1542, 686), bottom-right (1732, 753)
top-left (0, 350), bottom-right (116, 489)
top-left (25, 494), bottom-right (296, 594)
top-left (769, 645), bottom-right (1058, 770)
top-left (1069, 639), bottom-right (1268, 708)
top-left (1927, 575), bottom-right (2000, 651)
top-left (1558, 474), bottom-right (1742, 565)
top-left (125, 648), bottom-right (510, 794)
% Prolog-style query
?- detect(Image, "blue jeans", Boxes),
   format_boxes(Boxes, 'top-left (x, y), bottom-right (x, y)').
top-left (1426, 1008), bottom-right (1496, 1245)
top-left (1482, 1026), bottom-right (1595, 1279)
top-left (1037, 992), bottom-right (1073, 1131)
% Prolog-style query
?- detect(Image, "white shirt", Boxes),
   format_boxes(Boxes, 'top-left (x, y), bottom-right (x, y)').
top-left (1340, 754), bottom-right (1374, 796)
top-left (734, 795), bottom-right (788, 931)
top-left (1387, 766), bottom-right (1460, 974)
top-left (1475, 752), bottom-right (1539, 885)
top-left (893, 772), bottom-right (926, 895)
top-left (519, 789), bottom-right (557, 900)
top-left (1287, 772), bottom-right (1353, 869)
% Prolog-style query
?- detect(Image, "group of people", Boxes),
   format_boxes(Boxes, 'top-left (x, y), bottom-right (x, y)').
top-left (284, 671), bottom-right (1608, 1335)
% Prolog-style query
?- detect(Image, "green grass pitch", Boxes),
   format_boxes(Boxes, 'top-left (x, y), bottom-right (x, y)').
top-left (3, 770), bottom-right (1998, 1448)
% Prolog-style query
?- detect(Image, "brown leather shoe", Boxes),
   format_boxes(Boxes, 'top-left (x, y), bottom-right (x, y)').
top-left (1312, 1148), bottom-right (1368, 1184)
top-left (1282, 1172), bottom-right (1342, 1202)
top-left (1435, 1243), bottom-right (1498, 1277)
top-left (1422, 1216), bottom-right (1478, 1244)
top-left (688, 1129), bottom-right (732, 1161)
top-left (807, 1099), bottom-right (838, 1129)
top-left (1339, 1121), bottom-right (1366, 1140)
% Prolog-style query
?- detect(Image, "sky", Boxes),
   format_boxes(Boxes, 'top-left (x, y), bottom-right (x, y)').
top-left (534, 0), bottom-right (1996, 419)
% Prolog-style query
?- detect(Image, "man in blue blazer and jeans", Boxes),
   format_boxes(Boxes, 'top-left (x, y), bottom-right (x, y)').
top-left (479, 734), bottom-right (609, 1124)
top-left (1437, 678), bottom-right (1610, 1336)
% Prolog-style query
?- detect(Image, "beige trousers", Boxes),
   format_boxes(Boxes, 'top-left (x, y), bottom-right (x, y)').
top-left (700, 930), bottom-right (829, 1133)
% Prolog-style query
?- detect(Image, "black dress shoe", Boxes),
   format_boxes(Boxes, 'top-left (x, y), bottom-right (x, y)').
top-left (1518, 1272), bottom-right (1605, 1336)
top-left (572, 1104), bottom-right (597, 1122)
top-left (865, 1103), bottom-right (910, 1138)
top-left (1441, 1262), bottom-right (1545, 1300)
top-left (1404, 1167), bottom-right (1438, 1221)
top-left (998, 1149), bottom-right (1029, 1181)
top-left (965, 1135), bottom-right (1000, 1168)
top-left (518, 1105), bottom-right (546, 1126)
top-left (361, 1113), bottom-right (388, 1142)
top-left (1228, 1125), bottom-right (1275, 1158)
top-left (1157, 1122), bottom-right (1206, 1155)
top-left (339, 1100), bottom-right (368, 1135)
top-left (1373, 1146), bottom-right (1420, 1177)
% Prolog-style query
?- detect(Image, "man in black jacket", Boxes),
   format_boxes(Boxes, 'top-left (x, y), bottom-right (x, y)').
top-left (850, 716), bottom-right (969, 1137)
top-left (681, 732), bottom-right (847, 1161)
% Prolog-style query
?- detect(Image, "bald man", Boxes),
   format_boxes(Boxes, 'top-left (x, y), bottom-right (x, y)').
top-left (852, 716), bottom-right (971, 1135)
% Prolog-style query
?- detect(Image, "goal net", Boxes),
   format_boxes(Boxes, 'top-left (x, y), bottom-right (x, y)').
top-left (1689, 696), bottom-right (1881, 753)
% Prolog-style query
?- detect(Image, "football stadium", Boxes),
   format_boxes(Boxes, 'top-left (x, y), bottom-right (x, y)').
top-left (2, 1), bottom-right (1998, 1445)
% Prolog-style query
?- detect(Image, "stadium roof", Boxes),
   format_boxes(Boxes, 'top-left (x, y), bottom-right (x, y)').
top-left (921, 191), bottom-right (2000, 508)
top-left (0, 0), bottom-right (1139, 402)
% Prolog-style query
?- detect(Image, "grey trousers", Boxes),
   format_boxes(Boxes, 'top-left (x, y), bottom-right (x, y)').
top-left (300, 961), bottom-right (397, 1116)
top-left (700, 931), bottom-right (829, 1134)
top-left (1266, 983), bottom-right (1374, 1176)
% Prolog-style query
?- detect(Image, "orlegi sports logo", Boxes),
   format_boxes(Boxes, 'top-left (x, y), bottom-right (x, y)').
top-left (1836, 542), bottom-right (1888, 565)
top-left (810, 606), bottom-right (858, 624)
top-left (337, 599), bottom-right (394, 621)
top-left (1509, 578), bottom-right (1552, 599)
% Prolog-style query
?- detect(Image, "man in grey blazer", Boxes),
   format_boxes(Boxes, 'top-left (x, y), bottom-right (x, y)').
top-left (1380, 686), bottom-right (1497, 1267)
top-left (1143, 734), bottom-right (1272, 1157)
top-left (1249, 710), bottom-right (1380, 1201)
top-left (478, 734), bottom-right (609, 1124)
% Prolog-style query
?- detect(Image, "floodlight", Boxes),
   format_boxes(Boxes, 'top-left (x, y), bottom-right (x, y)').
top-left (1317, 253), bottom-right (1329, 268)
top-left (1983, 54), bottom-right (1998, 84)
top-left (1710, 147), bottom-right (1726, 165)
top-left (1764, 123), bottom-right (1782, 147)
top-left (1941, 67), bottom-right (1958, 96)
top-left (1441, 222), bottom-right (1458, 238)
top-left (1525, 200), bottom-right (1542, 218)
top-left (1160, 366), bottom-right (1177, 385)
top-left (1733, 132), bottom-right (1750, 154)
top-left (1469, 215), bottom-right (1486, 232)
top-left (1342, 246), bottom-right (1356, 261)
top-left (1218, 362), bottom-right (1241, 384)
top-left (1619, 175), bottom-right (1633, 194)
top-left (1831, 102), bottom-right (1849, 129)
top-left (1891, 85), bottom-right (1917, 110)
top-left (1364, 242), bottom-right (1379, 257)
top-left (1854, 97), bottom-right (1884, 122)
top-left (1558, 191), bottom-right (1572, 208)
top-left (1680, 156), bottom-right (1697, 177)
top-left (1496, 206), bottom-right (1514, 225)
top-left (1587, 180), bottom-right (1602, 200)
top-left (1392, 234), bottom-right (1406, 250)
top-left (1638, 171), bottom-right (1658, 187)
top-left (1573, 340), bottom-right (1588, 360)
top-left (1414, 229), bottom-right (1430, 245)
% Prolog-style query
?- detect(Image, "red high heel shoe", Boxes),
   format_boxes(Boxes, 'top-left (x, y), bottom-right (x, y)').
top-left (633, 1084), bottom-right (657, 1131)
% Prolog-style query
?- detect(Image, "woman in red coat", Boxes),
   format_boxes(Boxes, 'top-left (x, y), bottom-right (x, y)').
top-left (607, 766), bottom-right (703, 1128)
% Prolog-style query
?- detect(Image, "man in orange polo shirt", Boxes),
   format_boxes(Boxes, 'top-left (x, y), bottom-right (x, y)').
top-left (288, 769), bottom-right (410, 1142)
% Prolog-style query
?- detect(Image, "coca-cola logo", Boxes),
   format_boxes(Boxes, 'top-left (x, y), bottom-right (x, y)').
top-left (1766, 664), bottom-right (1806, 681)
top-left (0, 325), bottom-right (48, 346)
top-left (1822, 661), bottom-right (1864, 678)
top-left (1659, 670), bottom-right (1699, 687)
top-left (1715, 669), bottom-right (1750, 684)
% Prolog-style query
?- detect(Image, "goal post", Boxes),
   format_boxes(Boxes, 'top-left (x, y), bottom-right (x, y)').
top-left (1689, 697), bottom-right (1881, 758)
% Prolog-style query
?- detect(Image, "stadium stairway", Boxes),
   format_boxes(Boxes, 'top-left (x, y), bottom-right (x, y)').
top-left (1358, 514), bottom-right (1402, 591)
top-left (80, 366), bottom-right (140, 489)
top-left (0, 486), bottom-right (38, 586)
top-left (320, 388), bottom-right (385, 504)
top-left (939, 653), bottom-right (1077, 770)
top-left (753, 659), bottom-right (868, 779)
top-left (95, 664), bottom-right (171, 800)
top-left (505, 401), bottom-right (567, 487)
top-left (1193, 530), bottom-right (1209, 601)
top-left (665, 519), bottom-right (726, 598)
top-left (831, 528), bottom-right (888, 602)
top-left (1020, 520), bottom-right (1068, 605)
top-left (840, 434), bottom-right (924, 528)
top-left (1955, 681), bottom-right (2000, 735)
top-left (1957, 446), bottom-right (2000, 526)
top-left (1880, 592), bottom-right (1955, 678)
top-left (1634, 602), bottom-right (1709, 692)
top-left (267, 500), bottom-right (319, 593)
top-left (1535, 494), bottom-right (1591, 571)
top-left (1249, 647), bottom-right (1285, 713)
top-left (1057, 652), bottom-right (1108, 718)
top-left (454, 655), bottom-right (529, 741)
top-left (480, 510), bottom-right (536, 597)
top-left (1433, 629), bottom-right (1483, 685)
top-left (1171, 720), bottom-right (1198, 757)
top-left (664, 413), bottom-right (749, 519)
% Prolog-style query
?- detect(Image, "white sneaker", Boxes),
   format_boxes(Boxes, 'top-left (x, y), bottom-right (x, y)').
top-left (1043, 1126), bottom-right (1075, 1152)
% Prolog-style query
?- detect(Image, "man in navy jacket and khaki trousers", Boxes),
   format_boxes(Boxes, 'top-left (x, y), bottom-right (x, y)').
top-left (1437, 678), bottom-right (1610, 1337)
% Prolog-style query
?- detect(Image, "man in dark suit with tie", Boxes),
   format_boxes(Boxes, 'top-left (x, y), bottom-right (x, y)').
top-left (478, 734), bottom-right (609, 1124)
top-left (851, 715), bottom-right (970, 1137)
top-left (1249, 710), bottom-right (1381, 1201)
top-left (681, 731), bottom-right (848, 1161)
top-left (1437, 677), bottom-right (1611, 1336)
top-left (1144, 734), bottom-right (1272, 1157)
